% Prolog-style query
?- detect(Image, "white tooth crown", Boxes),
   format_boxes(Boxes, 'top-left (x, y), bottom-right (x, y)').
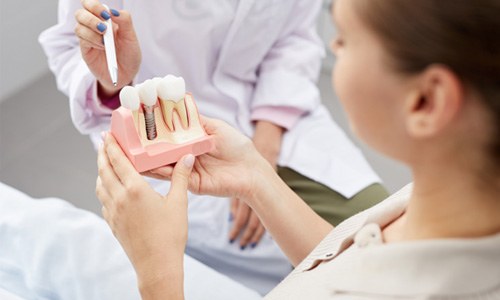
top-left (138, 79), bottom-right (158, 106)
top-left (119, 86), bottom-right (140, 111)
top-left (152, 77), bottom-right (162, 87)
top-left (157, 75), bottom-right (186, 103)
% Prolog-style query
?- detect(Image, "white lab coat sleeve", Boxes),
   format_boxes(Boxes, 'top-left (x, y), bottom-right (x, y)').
top-left (250, 0), bottom-right (325, 122)
top-left (38, 0), bottom-right (122, 135)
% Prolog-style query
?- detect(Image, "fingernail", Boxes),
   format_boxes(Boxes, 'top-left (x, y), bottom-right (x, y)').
top-left (240, 245), bottom-right (246, 251)
top-left (110, 8), bottom-right (120, 17)
top-left (183, 154), bottom-right (195, 168)
top-left (251, 243), bottom-right (257, 248)
top-left (101, 10), bottom-right (111, 20)
top-left (229, 239), bottom-right (235, 244)
top-left (97, 23), bottom-right (107, 32)
top-left (228, 213), bottom-right (233, 222)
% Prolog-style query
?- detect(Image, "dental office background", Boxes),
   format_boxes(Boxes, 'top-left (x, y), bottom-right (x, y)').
top-left (0, 1), bottom-right (411, 214)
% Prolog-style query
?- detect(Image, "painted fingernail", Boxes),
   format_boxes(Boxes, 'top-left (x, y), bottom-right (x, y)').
top-left (183, 154), bottom-right (195, 168)
top-left (240, 245), bottom-right (246, 250)
top-left (110, 8), bottom-right (120, 17)
top-left (97, 23), bottom-right (107, 32)
top-left (228, 213), bottom-right (234, 222)
top-left (251, 242), bottom-right (257, 248)
top-left (101, 10), bottom-right (111, 20)
top-left (229, 239), bottom-right (235, 244)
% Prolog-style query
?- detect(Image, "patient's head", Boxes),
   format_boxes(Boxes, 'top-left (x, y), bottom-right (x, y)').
top-left (330, 0), bottom-right (500, 180)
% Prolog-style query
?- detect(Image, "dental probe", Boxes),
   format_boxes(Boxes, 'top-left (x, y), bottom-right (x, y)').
top-left (102, 4), bottom-right (118, 86)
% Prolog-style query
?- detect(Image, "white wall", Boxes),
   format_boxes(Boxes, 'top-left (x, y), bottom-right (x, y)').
top-left (0, 0), bottom-right (58, 102)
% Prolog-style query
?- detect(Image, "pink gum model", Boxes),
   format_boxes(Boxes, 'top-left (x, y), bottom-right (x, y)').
top-left (110, 93), bottom-right (214, 172)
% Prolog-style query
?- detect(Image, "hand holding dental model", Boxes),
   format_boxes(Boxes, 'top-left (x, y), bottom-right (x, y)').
top-left (110, 75), bottom-right (214, 172)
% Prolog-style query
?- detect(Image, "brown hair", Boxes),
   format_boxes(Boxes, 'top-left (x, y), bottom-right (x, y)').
top-left (354, 0), bottom-right (500, 167)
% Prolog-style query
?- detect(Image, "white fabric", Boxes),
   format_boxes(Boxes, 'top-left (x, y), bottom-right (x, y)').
top-left (39, 0), bottom-right (381, 294)
top-left (0, 288), bottom-right (25, 300)
top-left (0, 182), bottom-right (262, 300)
top-left (266, 184), bottom-right (500, 299)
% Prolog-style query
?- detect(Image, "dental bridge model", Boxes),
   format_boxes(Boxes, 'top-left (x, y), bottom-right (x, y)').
top-left (110, 75), bottom-right (214, 172)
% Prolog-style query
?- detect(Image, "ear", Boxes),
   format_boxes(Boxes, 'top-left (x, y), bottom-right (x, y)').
top-left (404, 65), bottom-right (464, 139)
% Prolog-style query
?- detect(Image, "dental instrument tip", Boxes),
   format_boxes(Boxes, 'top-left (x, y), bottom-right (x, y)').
top-left (113, 82), bottom-right (117, 86)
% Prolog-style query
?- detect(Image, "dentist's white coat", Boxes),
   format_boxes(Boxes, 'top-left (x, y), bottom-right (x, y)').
top-left (39, 0), bottom-right (381, 294)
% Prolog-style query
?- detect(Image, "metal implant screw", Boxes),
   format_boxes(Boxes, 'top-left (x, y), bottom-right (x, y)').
top-left (143, 105), bottom-right (157, 140)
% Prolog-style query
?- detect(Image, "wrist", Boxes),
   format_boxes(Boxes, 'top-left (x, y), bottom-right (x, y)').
top-left (137, 256), bottom-right (184, 300)
top-left (241, 156), bottom-right (279, 205)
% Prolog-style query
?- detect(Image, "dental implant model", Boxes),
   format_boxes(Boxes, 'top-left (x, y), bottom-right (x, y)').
top-left (137, 79), bottom-right (158, 140)
top-left (157, 75), bottom-right (188, 131)
top-left (109, 75), bottom-right (214, 172)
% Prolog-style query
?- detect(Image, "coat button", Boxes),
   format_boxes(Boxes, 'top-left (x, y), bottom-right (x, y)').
top-left (354, 223), bottom-right (382, 248)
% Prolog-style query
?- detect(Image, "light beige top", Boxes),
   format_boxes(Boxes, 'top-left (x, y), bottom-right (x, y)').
top-left (266, 184), bottom-right (500, 299)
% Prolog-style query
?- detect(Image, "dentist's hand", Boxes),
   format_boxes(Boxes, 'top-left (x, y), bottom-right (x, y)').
top-left (96, 133), bottom-right (192, 297)
top-left (143, 117), bottom-right (270, 201)
top-left (75, 0), bottom-right (141, 98)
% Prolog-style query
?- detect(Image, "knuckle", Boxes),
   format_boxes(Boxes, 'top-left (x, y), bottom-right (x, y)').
top-left (97, 166), bottom-right (105, 178)
top-left (125, 183), bottom-right (140, 197)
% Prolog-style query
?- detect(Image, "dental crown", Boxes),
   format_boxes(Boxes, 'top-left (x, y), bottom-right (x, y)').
top-left (157, 75), bottom-right (186, 103)
top-left (119, 86), bottom-right (140, 110)
top-left (137, 79), bottom-right (158, 106)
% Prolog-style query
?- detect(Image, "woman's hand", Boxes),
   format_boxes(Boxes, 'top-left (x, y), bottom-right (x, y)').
top-left (143, 117), bottom-right (269, 201)
top-left (96, 134), bottom-right (193, 298)
top-left (75, 0), bottom-right (141, 98)
top-left (228, 121), bottom-right (285, 249)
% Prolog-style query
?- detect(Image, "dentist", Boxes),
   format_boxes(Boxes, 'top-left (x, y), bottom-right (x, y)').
top-left (39, 0), bottom-right (387, 294)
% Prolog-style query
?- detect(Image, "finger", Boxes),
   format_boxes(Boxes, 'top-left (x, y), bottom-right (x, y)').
top-left (199, 115), bottom-right (221, 136)
top-left (109, 10), bottom-right (137, 35)
top-left (104, 133), bottom-right (144, 187)
top-left (81, 0), bottom-right (112, 21)
top-left (239, 212), bottom-right (262, 248)
top-left (228, 202), bottom-right (250, 244)
top-left (141, 166), bottom-right (174, 180)
top-left (166, 155), bottom-right (195, 200)
top-left (95, 176), bottom-right (112, 207)
top-left (79, 38), bottom-right (105, 51)
top-left (75, 8), bottom-right (108, 36)
top-left (101, 205), bottom-right (109, 221)
top-left (229, 198), bottom-right (239, 222)
top-left (249, 222), bottom-right (266, 249)
top-left (97, 144), bottom-right (123, 198)
top-left (75, 24), bottom-right (105, 50)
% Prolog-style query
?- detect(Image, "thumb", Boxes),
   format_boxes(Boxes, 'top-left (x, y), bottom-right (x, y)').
top-left (167, 154), bottom-right (195, 199)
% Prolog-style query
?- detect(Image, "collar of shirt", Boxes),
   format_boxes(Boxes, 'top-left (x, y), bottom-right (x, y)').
top-left (295, 183), bottom-right (500, 297)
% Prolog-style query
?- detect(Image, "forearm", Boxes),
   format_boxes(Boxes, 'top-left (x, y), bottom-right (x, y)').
top-left (138, 269), bottom-right (184, 300)
top-left (244, 160), bottom-right (333, 266)
top-left (135, 247), bottom-right (185, 300)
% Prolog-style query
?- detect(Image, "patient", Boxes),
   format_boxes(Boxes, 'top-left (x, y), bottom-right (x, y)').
top-left (97, 0), bottom-right (500, 298)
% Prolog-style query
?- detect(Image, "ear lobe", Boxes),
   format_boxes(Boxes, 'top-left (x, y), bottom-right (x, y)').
top-left (405, 66), bottom-right (463, 139)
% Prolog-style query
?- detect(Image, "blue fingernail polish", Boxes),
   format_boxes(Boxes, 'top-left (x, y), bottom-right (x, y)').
top-left (97, 23), bottom-right (107, 32)
top-left (251, 243), bottom-right (257, 248)
top-left (101, 10), bottom-right (111, 20)
top-left (240, 245), bottom-right (246, 250)
top-left (228, 213), bottom-right (233, 222)
top-left (110, 8), bottom-right (120, 16)
top-left (229, 239), bottom-right (235, 244)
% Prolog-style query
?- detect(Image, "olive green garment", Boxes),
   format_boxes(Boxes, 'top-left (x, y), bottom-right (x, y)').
top-left (277, 167), bottom-right (389, 226)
